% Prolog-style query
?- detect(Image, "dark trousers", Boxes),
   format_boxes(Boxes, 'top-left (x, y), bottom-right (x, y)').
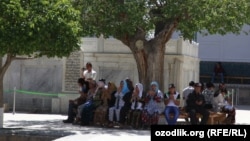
top-left (81, 104), bottom-right (94, 125)
top-left (222, 106), bottom-right (236, 124)
top-left (119, 106), bottom-right (130, 124)
top-left (127, 110), bottom-right (142, 128)
top-left (188, 108), bottom-right (209, 125)
top-left (67, 102), bottom-right (77, 121)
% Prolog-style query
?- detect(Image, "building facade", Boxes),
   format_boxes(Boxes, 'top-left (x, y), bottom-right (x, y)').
top-left (3, 37), bottom-right (199, 113)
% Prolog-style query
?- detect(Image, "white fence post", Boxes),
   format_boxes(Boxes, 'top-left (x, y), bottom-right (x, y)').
top-left (13, 87), bottom-right (16, 115)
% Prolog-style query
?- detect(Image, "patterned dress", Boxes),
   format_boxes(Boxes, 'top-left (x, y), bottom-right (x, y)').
top-left (141, 90), bottom-right (164, 127)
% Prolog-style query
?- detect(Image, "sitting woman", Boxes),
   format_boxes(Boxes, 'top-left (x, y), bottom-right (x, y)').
top-left (164, 84), bottom-right (180, 125)
top-left (127, 83), bottom-right (144, 129)
top-left (141, 81), bottom-right (164, 128)
top-left (213, 88), bottom-right (236, 124)
top-left (108, 80), bottom-right (129, 127)
top-left (119, 78), bottom-right (133, 126)
top-left (93, 79), bottom-right (108, 126)
top-left (106, 82), bottom-right (117, 123)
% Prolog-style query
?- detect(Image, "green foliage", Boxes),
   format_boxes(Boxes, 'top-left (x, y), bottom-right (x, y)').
top-left (75, 0), bottom-right (249, 41)
top-left (0, 0), bottom-right (82, 58)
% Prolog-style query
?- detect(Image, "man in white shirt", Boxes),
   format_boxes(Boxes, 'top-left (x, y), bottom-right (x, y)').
top-left (164, 84), bottom-right (180, 125)
top-left (182, 81), bottom-right (195, 107)
top-left (82, 62), bottom-right (97, 81)
top-left (182, 81), bottom-right (195, 122)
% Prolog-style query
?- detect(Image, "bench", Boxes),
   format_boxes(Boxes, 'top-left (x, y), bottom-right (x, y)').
top-left (158, 110), bottom-right (227, 125)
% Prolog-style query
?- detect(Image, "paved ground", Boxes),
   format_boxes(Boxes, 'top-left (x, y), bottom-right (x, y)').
top-left (1, 105), bottom-right (250, 141)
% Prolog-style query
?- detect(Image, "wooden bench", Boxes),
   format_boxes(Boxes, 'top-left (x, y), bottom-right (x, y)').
top-left (207, 112), bottom-right (227, 125)
top-left (159, 111), bottom-right (227, 125)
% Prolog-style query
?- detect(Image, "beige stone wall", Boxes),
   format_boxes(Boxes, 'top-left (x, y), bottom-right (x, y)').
top-left (75, 36), bottom-right (199, 94)
top-left (60, 36), bottom-right (200, 113)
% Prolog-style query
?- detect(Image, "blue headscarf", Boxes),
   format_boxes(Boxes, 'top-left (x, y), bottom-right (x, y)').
top-left (121, 80), bottom-right (130, 95)
top-left (150, 81), bottom-right (159, 93)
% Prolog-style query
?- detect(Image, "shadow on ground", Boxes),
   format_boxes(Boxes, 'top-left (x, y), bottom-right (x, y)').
top-left (2, 119), bottom-right (150, 139)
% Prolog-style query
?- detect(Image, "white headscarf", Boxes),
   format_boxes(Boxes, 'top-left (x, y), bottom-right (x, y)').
top-left (136, 83), bottom-right (143, 98)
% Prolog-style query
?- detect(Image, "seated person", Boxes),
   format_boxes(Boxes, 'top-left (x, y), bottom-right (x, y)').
top-left (164, 84), bottom-right (180, 125)
top-left (202, 82), bottom-right (215, 110)
top-left (63, 78), bottom-right (88, 123)
top-left (141, 81), bottom-right (164, 128)
top-left (106, 82), bottom-right (117, 124)
top-left (186, 83), bottom-right (210, 125)
top-left (108, 80), bottom-right (128, 127)
top-left (182, 81), bottom-right (195, 122)
top-left (213, 89), bottom-right (235, 124)
top-left (93, 79), bottom-right (109, 126)
top-left (81, 79), bottom-right (103, 125)
top-left (119, 79), bottom-right (133, 127)
top-left (127, 83), bottom-right (144, 128)
top-left (76, 80), bottom-right (97, 125)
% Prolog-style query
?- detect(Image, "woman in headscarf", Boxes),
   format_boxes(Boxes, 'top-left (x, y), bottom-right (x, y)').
top-left (119, 78), bottom-right (134, 126)
top-left (93, 80), bottom-right (117, 126)
top-left (93, 79), bottom-right (109, 126)
top-left (107, 82), bottom-right (117, 108)
top-left (141, 81), bottom-right (164, 128)
top-left (108, 80), bottom-right (130, 127)
top-left (105, 82), bottom-right (117, 125)
top-left (127, 83), bottom-right (144, 128)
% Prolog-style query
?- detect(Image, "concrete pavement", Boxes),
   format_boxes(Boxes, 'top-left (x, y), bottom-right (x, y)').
top-left (1, 113), bottom-right (151, 141)
top-left (1, 105), bottom-right (250, 141)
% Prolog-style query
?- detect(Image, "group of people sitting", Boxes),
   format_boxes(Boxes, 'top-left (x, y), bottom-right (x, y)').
top-left (62, 78), bottom-right (164, 128)
top-left (61, 62), bottom-right (235, 128)
top-left (62, 79), bottom-right (235, 128)
top-left (183, 81), bottom-right (235, 125)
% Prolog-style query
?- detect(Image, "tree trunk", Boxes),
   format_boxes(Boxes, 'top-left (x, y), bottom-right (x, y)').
top-left (0, 55), bottom-right (13, 128)
top-left (0, 54), bottom-right (13, 106)
top-left (119, 21), bottom-right (178, 92)
top-left (0, 57), bottom-right (3, 128)
top-left (0, 57), bottom-right (3, 108)
top-left (131, 41), bottom-right (166, 92)
top-left (0, 79), bottom-right (3, 108)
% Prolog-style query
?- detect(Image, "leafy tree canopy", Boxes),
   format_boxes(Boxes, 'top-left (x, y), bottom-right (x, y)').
top-left (74, 0), bottom-right (249, 41)
top-left (0, 0), bottom-right (82, 58)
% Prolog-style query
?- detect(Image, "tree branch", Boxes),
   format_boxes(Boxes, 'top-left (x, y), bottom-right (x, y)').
top-left (117, 27), bottom-right (146, 49)
top-left (154, 18), bottom-right (179, 46)
top-left (134, 27), bottom-right (147, 40)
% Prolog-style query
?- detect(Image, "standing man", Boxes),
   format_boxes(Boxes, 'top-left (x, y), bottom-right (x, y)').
top-left (182, 81), bottom-right (195, 122)
top-left (211, 62), bottom-right (225, 83)
top-left (82, 62), bottom-right (97, 81)
top-left (186, 83), bottom-right (210, 125)
top-left (182, 81), bottom-right (195, 107)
